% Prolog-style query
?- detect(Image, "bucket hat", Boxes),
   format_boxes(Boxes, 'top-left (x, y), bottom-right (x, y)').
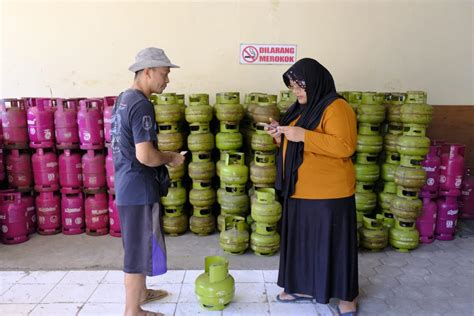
top-left (129, 47), bottom-right (179, 72)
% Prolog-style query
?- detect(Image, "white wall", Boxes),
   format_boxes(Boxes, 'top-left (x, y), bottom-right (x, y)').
top-left (1, 0), bottom-right (473, 104)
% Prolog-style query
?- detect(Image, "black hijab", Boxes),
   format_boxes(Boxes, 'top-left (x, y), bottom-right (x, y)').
top-left (275, 58), bottom-right (341, 199)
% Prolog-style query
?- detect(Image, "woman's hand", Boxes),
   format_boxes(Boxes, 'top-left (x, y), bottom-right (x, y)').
top-left (278, 126), bottom-right (306, 142)
top-left (265, 117), bottom-right (282, 145)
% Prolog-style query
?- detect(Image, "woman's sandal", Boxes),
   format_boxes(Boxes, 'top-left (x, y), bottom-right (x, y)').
top-left (329, 304), bottom-right (357, 316)
top-left (276, 293), bottom-right (314, 303)
top-left (141, 289), bottom-right (168, 304)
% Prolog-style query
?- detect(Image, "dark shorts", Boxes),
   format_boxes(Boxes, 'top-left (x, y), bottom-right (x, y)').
top-left (118, 203), bottom-right (167, 276)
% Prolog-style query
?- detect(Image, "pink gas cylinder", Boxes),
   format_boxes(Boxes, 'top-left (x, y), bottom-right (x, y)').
top-left (416, 197), bottom-right (437, 244)
top-left (6, 149), bottom-right (33, 190)
top-left (0, 147), bottom-right (4, 182)
top-left (78, 99), bottom-right (104, 150)
top-left (27, 98), bottom-right (55, 148)
top-left (61, 192), bottom-right (84, 235)
top-left (439, 144), bottom-right (465, 195)
top-left (58, 149), bottom-right (83, 193)
top-left (25, 97), bottom-right (51, 109)
top-left (105, 147), bottom-right (114, 193)
top-left (0, 111), bottom-right (3, 144)
top-left (108, 193), bottom-right (120, 237)
top-left (435, 195), bottom-right (458, 241)
top-left (21, 190), bottom-right (36, 235)
top-left (0, 99), bottom-right (29, 149)
top-left (82, 150), bottom-right (106, 192)
top-left (55, 98), bottom-right (80, 149)
top-left (0, 190), bottom-right (29, 244)
top-left (32, 148), bottom-right (59, 192)
top-left (85, 192), bottom-right (109, 236)
top-left (103, 96), bottom-right (117, 143)
top-left (459, 167), bottom-right (474, 219)
top-left (36, 191), bottom-right (61, 235)
top-left (420, 145), bottom-right (441, 198)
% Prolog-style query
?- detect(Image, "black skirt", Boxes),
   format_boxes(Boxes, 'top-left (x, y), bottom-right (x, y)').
top-left (277, 196), bottom-right (359, 304)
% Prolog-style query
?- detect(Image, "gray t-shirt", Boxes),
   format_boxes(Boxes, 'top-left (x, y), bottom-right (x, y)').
top-left (111, 89), bottom-right (160, 206)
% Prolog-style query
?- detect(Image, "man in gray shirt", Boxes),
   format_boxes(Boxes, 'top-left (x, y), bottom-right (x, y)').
top-left (112, 47), bottom-right (185, 316)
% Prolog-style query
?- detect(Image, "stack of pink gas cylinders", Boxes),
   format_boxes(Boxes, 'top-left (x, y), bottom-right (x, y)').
top-left (417, 141), bottom-right (469, 243)
top-left (0, 96), bottom-right (119, 245)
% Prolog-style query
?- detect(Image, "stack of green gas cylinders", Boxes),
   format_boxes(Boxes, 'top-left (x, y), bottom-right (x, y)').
top-left (250, 188), bottom-right (282, 256)
top-left (379, 93), bottom-right (406, 231)
top-left (390, 91), bottom-right (433, 252)
top-left (185, 94), bottom-right (216, 236)
top-left (152, 93), bottom-right (188, 236)
top-left (248, 95), bottom-right (279, 195)
top-left (214, 93), bottom-right (248, 239)
top-left (354, 92), bottom-right (386, 227)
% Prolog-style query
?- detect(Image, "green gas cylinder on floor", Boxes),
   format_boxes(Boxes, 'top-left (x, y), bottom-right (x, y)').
top-left (195, 256), bottom-right (235, 311)
top-left (250, 223), bottom-right (280, 256)
top-left (190, 207), bottom-right (216, 236)
top-left (389, 220), bottom-right (419, 252)
top-left (359, 214), bottom-right (388, 251)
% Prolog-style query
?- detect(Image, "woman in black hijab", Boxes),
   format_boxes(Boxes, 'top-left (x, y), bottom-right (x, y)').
top-left (266, 58), bottom-right (359, 315)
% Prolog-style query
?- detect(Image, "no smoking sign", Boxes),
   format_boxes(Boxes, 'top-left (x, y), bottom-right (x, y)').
top-left (242, 46), bottom-right (259, 63)
top-left (240, 43), bottom-right (297, 65)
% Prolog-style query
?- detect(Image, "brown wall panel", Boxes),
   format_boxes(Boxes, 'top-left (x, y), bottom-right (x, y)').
top-left (427, 105), bottom-right (474, 168)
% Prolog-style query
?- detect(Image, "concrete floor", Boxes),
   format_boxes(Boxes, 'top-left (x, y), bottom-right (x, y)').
top-left (1, 220), bottom-right (473, 272)
top-left (0, 230), bottom-right (279, 271)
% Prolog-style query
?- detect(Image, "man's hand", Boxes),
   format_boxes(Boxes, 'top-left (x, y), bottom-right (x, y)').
top-left (166, 152), bottom-right (185, 167)
top-left (278, 126), bottom-right (306, 142)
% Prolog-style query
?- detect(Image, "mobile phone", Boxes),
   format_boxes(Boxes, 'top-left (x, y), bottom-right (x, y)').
top-left (256, 122), bottom-right (275, 130)
top-left (180, 151), bottom-right (188, 156)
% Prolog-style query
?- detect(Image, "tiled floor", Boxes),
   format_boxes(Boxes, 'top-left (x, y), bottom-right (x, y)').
top-left (0, 233), bottom-right (473, 315)
top-left (0, 270), bottom-right (334, 316)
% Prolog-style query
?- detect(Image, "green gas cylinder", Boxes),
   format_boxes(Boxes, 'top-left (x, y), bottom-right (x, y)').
top-left (359, 214), bottom-right (388, 251)
top-left (250, 223), bottom-right (280, 256)
top-left (219, 216), bottom-right (250, 254)
top-left (195, 256), bottom-right (235, 310)
top-left (389, 220), bottom-right (419, 252)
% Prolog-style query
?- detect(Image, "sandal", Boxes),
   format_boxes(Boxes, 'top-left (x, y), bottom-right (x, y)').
top-left (276, 293), bottom-right (314, 303)
top-left (329, 304), bottom-right (357, 316)
top-left (141, 289), bottom-right (168, 304)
